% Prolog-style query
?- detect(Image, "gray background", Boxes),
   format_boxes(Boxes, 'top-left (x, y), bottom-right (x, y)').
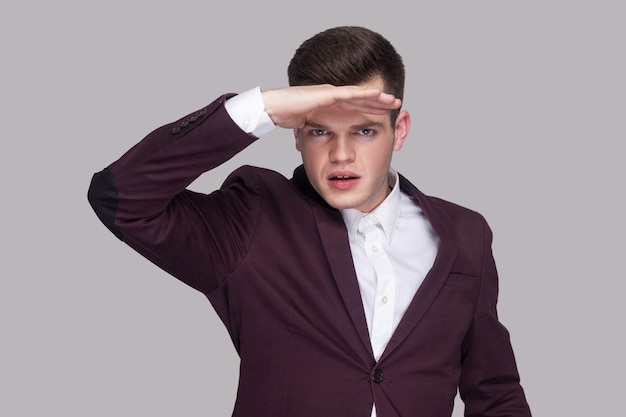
top-left (2, 1), bottom-right (624, 415)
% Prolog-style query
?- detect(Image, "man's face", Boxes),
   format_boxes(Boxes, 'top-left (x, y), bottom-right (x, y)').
top-left (295, 76), bottom-right (410, 213)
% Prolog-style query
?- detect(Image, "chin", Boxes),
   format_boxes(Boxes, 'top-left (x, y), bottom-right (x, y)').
top-left (315, 186), bottom-right (363, 211)
top-left (323, 196), bottom-right (361, 211)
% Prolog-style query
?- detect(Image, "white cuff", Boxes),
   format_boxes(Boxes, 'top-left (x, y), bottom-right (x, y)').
top-left (224, 86), bottom-right (276, 138)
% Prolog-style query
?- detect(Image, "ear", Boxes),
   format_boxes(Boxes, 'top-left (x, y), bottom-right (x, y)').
top-left (294, 128), bottom-right (302, 151)
top-left (393, 110), bottom-right (410, 151)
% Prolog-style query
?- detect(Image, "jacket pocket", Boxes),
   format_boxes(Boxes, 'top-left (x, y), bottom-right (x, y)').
top-left (443, 273), bottom-right (478, 290)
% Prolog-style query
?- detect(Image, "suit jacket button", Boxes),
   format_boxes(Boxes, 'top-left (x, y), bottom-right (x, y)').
top-left (372, 369), bottom-right (383, 383)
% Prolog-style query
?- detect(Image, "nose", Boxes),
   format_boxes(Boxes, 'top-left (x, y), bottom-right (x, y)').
top-left (329, 135), bottom-right (355, 163)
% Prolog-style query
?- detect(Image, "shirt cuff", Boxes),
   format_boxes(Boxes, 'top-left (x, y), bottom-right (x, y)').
top-left (224, 86), bottom-right (276, 138)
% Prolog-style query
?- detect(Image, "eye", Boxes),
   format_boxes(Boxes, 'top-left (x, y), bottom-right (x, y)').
top-left (310, 129), bottom-right (328, 136)
top-left (358, 128), bottom-right (375, 136)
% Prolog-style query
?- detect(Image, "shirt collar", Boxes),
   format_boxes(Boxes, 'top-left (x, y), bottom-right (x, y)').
top-left (340, 168), bottom-right (401, 243)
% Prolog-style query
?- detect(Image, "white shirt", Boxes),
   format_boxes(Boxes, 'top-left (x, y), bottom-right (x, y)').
top-left (340, 171), bottom-right (439, 417)
top-left (225, 88), bottom-right (440, 417)
top-left (340, 171), bottom-right (439, 362)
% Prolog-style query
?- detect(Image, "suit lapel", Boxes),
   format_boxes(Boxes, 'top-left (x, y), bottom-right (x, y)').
top-left (311, 204), bottom-right (375, 360)
top-left (379, 175), bottom-right (459, 360)
top-left (292, 166), bottom-right (374, 360)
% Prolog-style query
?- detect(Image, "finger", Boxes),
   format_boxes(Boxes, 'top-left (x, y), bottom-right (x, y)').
top-left (328, 86), bottom-right (385, 101)
top-left (331, 87), bottom-right (400, 106)
top-left (336, 96), bottom-right (402, 112)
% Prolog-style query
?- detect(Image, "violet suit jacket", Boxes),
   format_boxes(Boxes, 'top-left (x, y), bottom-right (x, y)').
top-left (88, 94), bottom-right (532, 417)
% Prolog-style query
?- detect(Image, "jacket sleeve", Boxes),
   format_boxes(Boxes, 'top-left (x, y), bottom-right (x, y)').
top-left (87, 94), bottom-right (263, 294)
top-left (459, 218), bottom-right (532, 417)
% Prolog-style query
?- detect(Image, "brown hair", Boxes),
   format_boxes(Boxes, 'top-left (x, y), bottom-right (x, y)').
top-left (287, 26), bottom-right (405, 121)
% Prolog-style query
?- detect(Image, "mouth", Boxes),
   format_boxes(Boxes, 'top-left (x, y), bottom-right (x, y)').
top-left (327, 172), bottom-right (360, 190)
top-left (330, 175), bottom-right (357, 180)
top-left (328, 171), bottom-right (360, 180)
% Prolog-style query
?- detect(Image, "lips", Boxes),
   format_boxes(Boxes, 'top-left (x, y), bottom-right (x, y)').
top-left (327, 171), bottom-right (360, 190)
top-left (327, 171), bottom-right (360, 181)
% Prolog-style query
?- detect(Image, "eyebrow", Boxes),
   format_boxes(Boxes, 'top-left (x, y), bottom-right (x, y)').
top-left (303, 120), bottom-right (386, 130)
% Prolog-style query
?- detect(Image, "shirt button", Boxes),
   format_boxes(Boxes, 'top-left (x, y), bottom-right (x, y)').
top-left (242, 119), bottom-right (251, 130)
top-left (382, 296), bottom-right (388, 304)
top-left (372, 369), bottom-right (384, 383)
top-left (372, 246), bottom-right (378, 253)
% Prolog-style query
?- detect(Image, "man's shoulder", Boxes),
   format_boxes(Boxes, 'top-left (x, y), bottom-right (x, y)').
top-left (427, 194), bottom-right (484, 219)
top-left (223, 165), bottom-right (290, 185)
top-left (219, 165), bottom-right (300, 200)
top-left (399, 174), bottom-right (483, 214)
top-left (398, 173), bottom-right (489, 234)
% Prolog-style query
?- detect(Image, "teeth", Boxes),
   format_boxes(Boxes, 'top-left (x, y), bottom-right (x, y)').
top-left (336, 175), bottom-right (349, 179)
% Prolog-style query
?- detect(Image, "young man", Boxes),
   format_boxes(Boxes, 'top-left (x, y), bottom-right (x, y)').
top-left (88, 26), bottom-right (531, 417)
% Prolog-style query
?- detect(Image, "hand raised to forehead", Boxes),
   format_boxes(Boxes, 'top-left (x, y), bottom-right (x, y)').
top-left (262, 85), bottom-right (401, 129)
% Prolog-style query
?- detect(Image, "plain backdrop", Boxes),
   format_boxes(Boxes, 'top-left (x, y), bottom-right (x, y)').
top-left (2, 1), bottom-right (624, 416)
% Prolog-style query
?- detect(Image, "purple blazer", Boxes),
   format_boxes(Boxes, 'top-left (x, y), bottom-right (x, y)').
top-left (88, 95), bottom-right (531, 417)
